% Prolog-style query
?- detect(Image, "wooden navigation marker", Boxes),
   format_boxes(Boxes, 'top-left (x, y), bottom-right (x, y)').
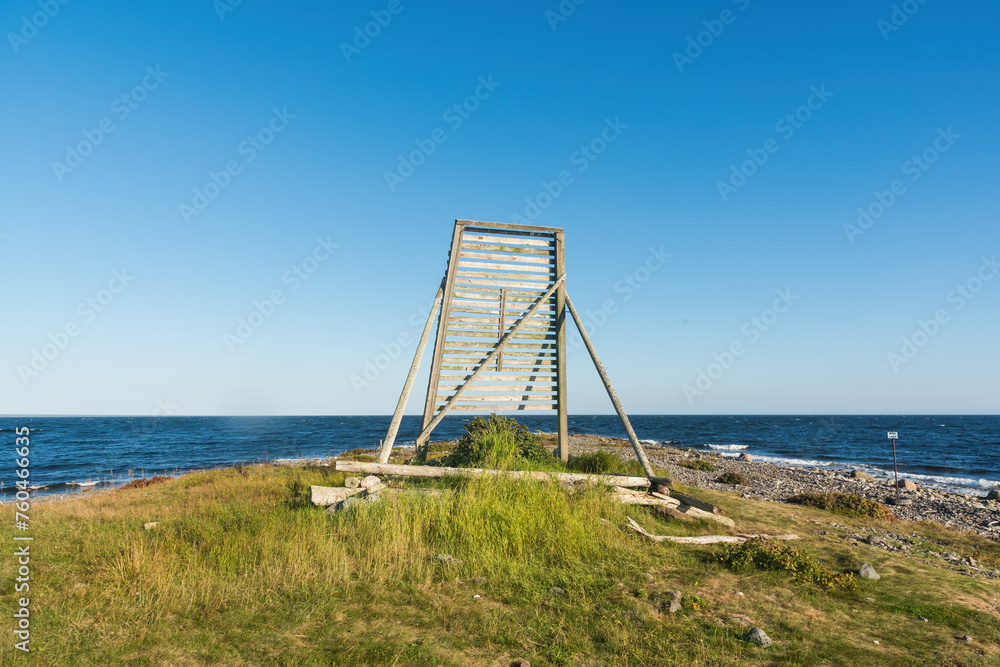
top-left (377, 219), bottom-right (653, 477)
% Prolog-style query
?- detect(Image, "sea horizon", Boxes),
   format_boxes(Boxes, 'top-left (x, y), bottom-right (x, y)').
top-left (5, 414), bottom-right (998, 500)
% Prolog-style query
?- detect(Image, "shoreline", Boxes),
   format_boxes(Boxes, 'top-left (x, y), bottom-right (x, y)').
top-left (11, 438), bottom-right (999, 544)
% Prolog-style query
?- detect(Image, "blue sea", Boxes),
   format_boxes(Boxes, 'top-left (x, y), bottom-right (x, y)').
top-left (1, 415), bottom-right (998, 498)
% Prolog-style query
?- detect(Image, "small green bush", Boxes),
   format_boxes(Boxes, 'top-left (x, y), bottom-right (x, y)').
top-left (566, 451), bottom-right (620, 474)
top-left (716, 472), bottom-right (744, 485)
top-left (718, 537), bottom-right (858, 591)
top-left (678, 460), bottom-right (716, 472)
top-left (444, 414), bottom-right (550, 468)
top-left (787, 492), bottom-right (896, 520)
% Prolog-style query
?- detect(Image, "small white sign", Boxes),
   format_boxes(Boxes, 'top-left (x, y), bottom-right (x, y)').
top-left (887, 431), bottom-right (898, 439)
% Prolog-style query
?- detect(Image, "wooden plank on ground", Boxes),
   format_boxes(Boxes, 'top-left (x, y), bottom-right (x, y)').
top-left (334, 460), bottom-right (651, 487)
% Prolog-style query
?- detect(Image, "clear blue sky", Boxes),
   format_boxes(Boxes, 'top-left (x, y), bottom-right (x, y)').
top-left (2, 0), bottom-right (998, 416)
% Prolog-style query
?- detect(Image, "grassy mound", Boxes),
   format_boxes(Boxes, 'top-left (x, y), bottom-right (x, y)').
top-left (787, 492), bottom-right (896, 520)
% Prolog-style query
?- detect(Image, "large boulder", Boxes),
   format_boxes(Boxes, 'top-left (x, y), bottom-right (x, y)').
top-left (744, 627), bottom-right (773, 648)
top-left (850, 470), bottom-right (875, 482)
top-left (859, 563), bottom-right (880, 580)
top-left (738, 453), bottom-right (754, 462)
top-left (985, 489), bottom-right (1000, 501)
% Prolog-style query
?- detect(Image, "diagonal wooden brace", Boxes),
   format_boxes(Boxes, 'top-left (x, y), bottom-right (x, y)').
top-left (565, 294), bottom-right (655, 478)
top-left (377, 281), bottom-right (446, 463)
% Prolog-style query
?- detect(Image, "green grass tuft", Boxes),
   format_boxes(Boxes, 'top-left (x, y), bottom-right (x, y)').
top-left (716, 472), bottom-right (744, 485)
top-left (678, 460), bottom-right (716, 472)
top-left (787, 492), bottom-right (896, 520)
top-left (717, 537), bottom-right (859, 591)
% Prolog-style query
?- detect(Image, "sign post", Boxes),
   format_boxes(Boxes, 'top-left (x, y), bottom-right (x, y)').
top-left (887, 430), bottom-right (903, 504)
top-left (889, 431), bottom-right (913, 505)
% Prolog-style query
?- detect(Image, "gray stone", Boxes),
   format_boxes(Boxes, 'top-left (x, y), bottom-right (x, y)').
top-left (745, 627), bottom-right (773, 648)
top-left (345, 477), bottom-right (361, 489)
top-left (549, 586), bottom-right (565, 597)
top-left (850, 470), bottom-right (875, 482)
top-left (359, 475), bottom-right (382, 489)
top-left (474, 576), bottom-right (488, 585)
top-left (859, 563), bottom-right (880, 580)
top-left (667, 599), bottom-right (683, 613)
top-left (985, 489), bottom-right (1000, 501)
top-left (738, 453), bottom-right (754, 462)
top-left (963, 635), bottom-right (973, 642)
top-left (917, 616), bottom-right (929, 622)
top-left (143, 522), bottom-right (158, 530)
top-left (892, 479), bottom-right (918, 491)
top-left (435, 554), bottom-right (460, 565)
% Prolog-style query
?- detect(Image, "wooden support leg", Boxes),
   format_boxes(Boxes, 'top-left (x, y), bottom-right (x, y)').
top-left (377, 285), bottom-right (444, 464)
top-left (564, 294), bottom-right (655, 478)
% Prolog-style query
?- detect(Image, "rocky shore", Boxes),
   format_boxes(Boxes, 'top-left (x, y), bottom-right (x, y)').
top-left (604, 441), bottom-right (1000, 543)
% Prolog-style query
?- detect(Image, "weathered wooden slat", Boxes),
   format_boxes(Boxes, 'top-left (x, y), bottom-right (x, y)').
top-left (441, 368), bottom-right (555, 373)
top-left (458, 251), bottom-right (554, 264)
top-left (447, 321), bottom-right (554, 332)
top-left (449, 303), bottom-right (554, 314)
top-left (462, 233), bottom-right (554, 247)
top-left (440, 391), bottom-right (556, 399)
top-left (456, 277), bottom-right (556, 291)
top-left (445, 330), bottom-right (555, 340)
top-left (458, 220), bottom-right (563, 236)
top-left (439, 373), bottom-right (557, 382)
top-left (457, 261), bottom-right (554, 274)
top-left (451, 300), bottom-right (554, 313)
top-left (460, 243), bottom-right (553, 256)
top-left (437, 384), bottom-right (556, 392)
top-left (453, 289), bottom-right (554, 301)
top-left (444, 404), bottom-right (557, 411)
top-left (445, 342), bottom-right (556, 350)
top-left (335, 460), bottom-right (648, 487)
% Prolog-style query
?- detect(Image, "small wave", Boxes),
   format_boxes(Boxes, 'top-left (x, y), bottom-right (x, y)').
top-left (707, 444), bottom-right (748, 451)
top-left (639, 439), bottom-right (659, 446)
top-left (751, 454), bottom-right (834, 467)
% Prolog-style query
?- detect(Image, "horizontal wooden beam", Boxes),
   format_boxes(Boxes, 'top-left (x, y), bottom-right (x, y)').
top-left (463, 233), bottom-right (554, 247)
top-left (335, 460), bottom-right (650, 487)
